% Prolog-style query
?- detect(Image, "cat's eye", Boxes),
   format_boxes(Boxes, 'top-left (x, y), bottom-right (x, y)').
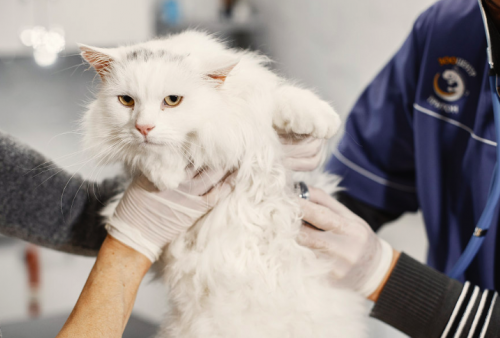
top-left (118, 95), bottom-right (135, 107)
top-left (163, 95), bottom-right (183, 107)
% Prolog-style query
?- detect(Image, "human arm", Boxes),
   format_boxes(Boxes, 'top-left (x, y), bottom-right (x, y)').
top-left (0, 131), bottom-right (126, 255)
top-left (56, 235), bottom-right (150, 338)
top-left (372, 252), bottom-right (499, 338)
top-left (299, 188), bottom-right (500, 338)
top-left (57, 169), bottom-right (233, 337)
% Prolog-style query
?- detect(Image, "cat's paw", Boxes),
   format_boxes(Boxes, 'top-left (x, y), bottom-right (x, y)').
top-left (273, 85), bottom-right (341, 139)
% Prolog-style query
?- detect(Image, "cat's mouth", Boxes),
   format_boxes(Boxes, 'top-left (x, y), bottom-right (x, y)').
top-left (140, 139), bottom-right (164, 147)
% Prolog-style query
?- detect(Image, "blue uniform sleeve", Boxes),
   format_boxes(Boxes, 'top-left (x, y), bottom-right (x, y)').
top-left (326, 11), bottom-right (433, 214)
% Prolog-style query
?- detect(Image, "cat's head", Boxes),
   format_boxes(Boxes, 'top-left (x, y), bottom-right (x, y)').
top-left (80, 32), bottom-right (262, 189)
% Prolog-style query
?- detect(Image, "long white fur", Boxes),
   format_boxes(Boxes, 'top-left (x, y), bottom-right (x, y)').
top-left (81, 30), bottom-right (366, 338)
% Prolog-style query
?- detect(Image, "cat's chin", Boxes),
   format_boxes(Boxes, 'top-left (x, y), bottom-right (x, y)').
top-left (135, 142), bottom-right (168, 155)
top-left (136, 152), bottom-right (188, 191)
top-left (145, 169), bottom-right (187, 191)
top-left (140, 140), bottom-right (165, 148)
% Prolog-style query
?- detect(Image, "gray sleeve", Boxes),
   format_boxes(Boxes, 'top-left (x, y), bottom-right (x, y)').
top-left (0, 131), bottom-right (126, 256)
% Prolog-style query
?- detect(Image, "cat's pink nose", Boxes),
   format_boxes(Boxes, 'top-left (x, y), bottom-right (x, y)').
top-left (135, 124), bottom-right (155, 136)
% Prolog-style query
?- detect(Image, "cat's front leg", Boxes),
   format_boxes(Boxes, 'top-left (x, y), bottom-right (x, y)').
top-left (273, 85), bottom-right (341, 139)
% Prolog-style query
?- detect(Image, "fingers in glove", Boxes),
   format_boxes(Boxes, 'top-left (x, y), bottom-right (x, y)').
top-left (178, 167), bottom-right (228, 196)
top-left (203, 171), bottom-right (236, 207)
top-left (308, 187), bottom-right (361, 222)
top-left (297, 222), bottom-right (329, 249)
top-left (298, 198), bottom-right (347, 233)
top-left (282, 138), bottom-right (325, 172)
top-left (282, 137), bottom-right (324, 158)
top-left (284, 150), bottom-right (324, 171)
top-left (297, 224), bottom-right (357, 266)
top-left (135, 175), bottom-right (159, 193)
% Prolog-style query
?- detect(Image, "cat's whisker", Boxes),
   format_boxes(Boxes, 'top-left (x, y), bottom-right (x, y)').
top-left (182, 140), bottom-right (203, 149)
top-left (91, 165), bottom-right (108, 202)
top-left (25, 153), bottom-right (81, 176)
top-left (33, 168), bottom-right (66, 191)
top-left (25, 142), bottom-right (111, 176)
top-left (72, 141), bottom-right (125, 218)
top-left (51, 61), bottom-right (87, 75)
top-left (30, 158), bottom-right (91, 179)
top-left (71, 62), bottom-right (88, 77)
top-left (61, 143), bottom-right (120, 216)
top-left (61, 169), bottom-right (87, 218)
top-left (91, 72), bottom-right (101, 87)
top-left (71, 143), bottom-right (121, 217)
top-left (69, 178), bottom-right (88, 221)
top-left (88, 141), bottom-right (127, 204)
top-left (47, 131), bottom-right (85, 146)
top-left (29, 142), bottom-right (113, 179)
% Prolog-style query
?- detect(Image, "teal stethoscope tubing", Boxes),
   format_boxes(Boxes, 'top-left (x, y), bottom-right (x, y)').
top-left (448, 75), bottom-right (500, 279)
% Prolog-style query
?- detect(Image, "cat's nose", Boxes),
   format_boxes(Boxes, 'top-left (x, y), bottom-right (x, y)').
top-left (135, 124), bottom-right (155, 136)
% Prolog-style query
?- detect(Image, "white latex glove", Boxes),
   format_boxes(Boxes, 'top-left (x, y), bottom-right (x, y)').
top-left (106, 168), bottom-right (233, 262)
top-left (297, 186), bottom-right (394, 297)
top-left (279, 135), bottom-right (326, 171)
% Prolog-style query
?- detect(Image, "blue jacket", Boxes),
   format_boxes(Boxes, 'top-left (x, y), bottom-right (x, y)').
top-left (327, 0), bottom-right (499, 289)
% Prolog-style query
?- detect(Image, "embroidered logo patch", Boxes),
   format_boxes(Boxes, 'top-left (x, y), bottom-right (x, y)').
top-left (433, 70), bottom-right (465, 102)
top-left (427, 56), bottom-right (477, 114)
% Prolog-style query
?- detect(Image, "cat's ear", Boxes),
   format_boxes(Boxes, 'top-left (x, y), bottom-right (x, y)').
top-left (206, 63), bottom-right (238, 86)
top-left (79, 44), bottom-right (117, 80)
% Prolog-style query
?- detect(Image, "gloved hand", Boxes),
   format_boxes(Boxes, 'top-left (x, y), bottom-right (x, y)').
top-left (297, 186), bottom-right (395, 298)
top-left (279, 135), bottom-right (326, 171)
top-left (106, 168), bottom-right (233, 262)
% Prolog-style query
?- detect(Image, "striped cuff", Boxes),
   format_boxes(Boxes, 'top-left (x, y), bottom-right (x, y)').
top-left (371, 253), bottom-right (462, 337)
top-left (370, 253), bottom-right (499, 338)
top-left (440, 282), bottom-right (480, 338)
top-left (440, 284), bottom-right (498, 338)
top-left (467, 290), bottom-right (498, 338)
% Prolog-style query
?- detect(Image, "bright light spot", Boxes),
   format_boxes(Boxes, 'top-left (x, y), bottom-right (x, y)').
top-left (30, 26), bottom-right (47, 49)
top-left (44, 31), bottom-right (65, 53)
top-left (20, 29), bottom-right (33, 46)
top-left (19, 26), bottom-right (66, 67)
top-left (34, 47), bottom-right (58, 67)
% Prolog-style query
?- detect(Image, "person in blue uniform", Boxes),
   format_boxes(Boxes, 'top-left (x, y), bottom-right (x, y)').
top-left (4, 0), bottom-right (500, 336)
top-left (301, 0), bottom-right (500, 336)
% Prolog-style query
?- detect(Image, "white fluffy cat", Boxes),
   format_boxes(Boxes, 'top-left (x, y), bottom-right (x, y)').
top-left (80, 31), bottom-right (366, 338)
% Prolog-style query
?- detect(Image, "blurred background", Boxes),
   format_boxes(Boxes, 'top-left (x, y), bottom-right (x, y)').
top-left (0, 0), bottom-right (436, 337)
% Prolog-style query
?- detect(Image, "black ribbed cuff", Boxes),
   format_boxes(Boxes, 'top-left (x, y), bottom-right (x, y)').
top-left (485, 299), bottom-right (500, 338)
top-left (370, 253), bottom-right (463, 338)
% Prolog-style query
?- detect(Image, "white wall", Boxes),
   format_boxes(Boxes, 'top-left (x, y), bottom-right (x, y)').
top-left (251, 0), bottom-right (437, 118)
top-left (0, 0), bottom-right (156, 56)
